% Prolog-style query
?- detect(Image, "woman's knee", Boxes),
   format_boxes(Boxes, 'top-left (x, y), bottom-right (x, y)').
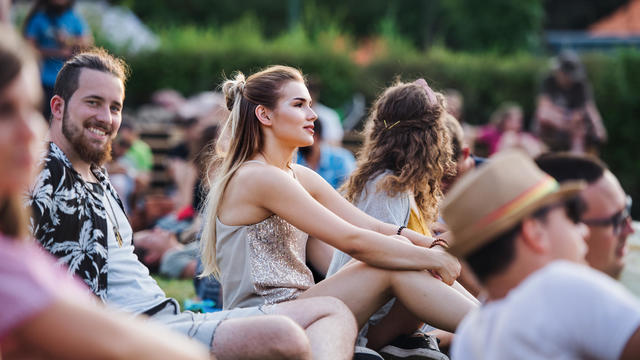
top-left (213, 315), bottom-right (311, 359)
top-left (312, 296), bottom-right (357, 328)
top-left (265, 316), bottom-right (312, 359)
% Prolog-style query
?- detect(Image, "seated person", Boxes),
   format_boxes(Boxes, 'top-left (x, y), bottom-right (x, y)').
top-left (30, 48), bottom-right (358, 359)
top-left (1, 25), bottom-right (207, 360)
top-left (443, 151), bottom-right (640, 359)
top-left (200, 70), bottom-right (478, 359)
top-left (535, 152), bottom-right (635, 279)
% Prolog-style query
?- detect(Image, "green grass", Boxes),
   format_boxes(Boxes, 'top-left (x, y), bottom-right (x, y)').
top-left (153, 275), bottom-right (196, 303)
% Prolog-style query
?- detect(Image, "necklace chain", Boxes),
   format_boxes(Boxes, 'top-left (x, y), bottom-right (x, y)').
top-left (101, 184), bottom-right (124, 247)
top-left (85, 171), bottom-right (124, 247)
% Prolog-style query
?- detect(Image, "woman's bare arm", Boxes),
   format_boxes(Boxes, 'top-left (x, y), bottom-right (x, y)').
top-left (225, 163), bottom-right (459, 284)
top-left (295, 165), bottom-right (434, 248)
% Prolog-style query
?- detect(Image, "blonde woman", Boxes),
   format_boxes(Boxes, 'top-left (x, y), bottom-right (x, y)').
top-left (200, 66), bottom-right (477, 349)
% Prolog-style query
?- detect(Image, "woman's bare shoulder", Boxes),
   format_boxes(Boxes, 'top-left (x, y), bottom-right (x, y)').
top-left (230, 161), bottom-right (294, 192)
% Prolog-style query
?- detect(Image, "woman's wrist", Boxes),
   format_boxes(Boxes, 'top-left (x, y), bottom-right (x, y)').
top-left (429, 238), bottom-right (449, 249)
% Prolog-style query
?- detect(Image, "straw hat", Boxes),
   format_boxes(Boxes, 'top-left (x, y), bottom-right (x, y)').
top-left (442, 151), bottom-right (584, 258)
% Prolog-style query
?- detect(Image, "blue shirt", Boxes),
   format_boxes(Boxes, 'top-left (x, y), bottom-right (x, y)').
top-left (24, 9), bottom-right (89, 87)
top-left (297, 145), bottom-right (356, 189)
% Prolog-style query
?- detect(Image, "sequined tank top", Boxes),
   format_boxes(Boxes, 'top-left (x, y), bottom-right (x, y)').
top-left (216, 210), bottom-right (315, 310)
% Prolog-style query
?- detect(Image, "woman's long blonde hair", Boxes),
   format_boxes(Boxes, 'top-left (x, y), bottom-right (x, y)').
top-left (200, 65), bottom-right (304, 278)
top-left (340, 80), bottom-right (454, 225)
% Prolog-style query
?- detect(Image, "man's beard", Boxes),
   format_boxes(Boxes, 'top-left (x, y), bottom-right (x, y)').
top-left (61, 109), bottom-right (113, 166)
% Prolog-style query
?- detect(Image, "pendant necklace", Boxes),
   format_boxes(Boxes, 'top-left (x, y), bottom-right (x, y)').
top-left (102, 188), bottom-right (124, 247)
top-left (93, 181), bottom-right (124, 247)
top-left (86, 171), bottom-right (124, 247)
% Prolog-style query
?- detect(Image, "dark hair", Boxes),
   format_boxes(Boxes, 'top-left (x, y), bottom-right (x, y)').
top-left (465, 223), bottom-right (520, 284)
top-left (0, 26), bottom-right (39, 239)
top-left (53, 48), bottom-right (129, 113)
top-left (535, 152), bottom-right (606, 185)
top-left (466, 204), bottom-right (556, 283)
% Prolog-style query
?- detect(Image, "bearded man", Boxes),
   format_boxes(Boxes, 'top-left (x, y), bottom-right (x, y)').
top-left (27, 49), bottom-right (358, 360)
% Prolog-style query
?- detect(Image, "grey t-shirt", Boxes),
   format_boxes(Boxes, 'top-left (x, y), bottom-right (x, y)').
top-left (102, 189), bottom-right (167, 314)
top-left (327, 170), bottom-right (411, 276)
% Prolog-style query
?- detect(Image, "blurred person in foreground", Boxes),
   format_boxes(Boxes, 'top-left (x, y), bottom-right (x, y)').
top-left (534, 50), bottom-right (607, 154)
top-left (0, 25), bottom-right (209, 360)
top-left (27, 48), bottom-right (358, 359)
top-left (0, 0), bottom-right (9, 24)
top-left (536, 152), bottom-right (634, 279)
top-left (445, 151), bottom-right (640, 360)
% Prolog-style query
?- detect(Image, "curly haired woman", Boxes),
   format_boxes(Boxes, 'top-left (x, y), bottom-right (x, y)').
top-left (328, 79), bottom-right (478, 355)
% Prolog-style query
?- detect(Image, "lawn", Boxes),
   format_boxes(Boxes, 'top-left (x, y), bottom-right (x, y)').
top-left (153, 275), bottom-right (196, 303)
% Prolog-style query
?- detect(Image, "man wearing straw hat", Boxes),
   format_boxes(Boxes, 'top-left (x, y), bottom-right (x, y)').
top-left (443, 151), bottom-right (640, 359)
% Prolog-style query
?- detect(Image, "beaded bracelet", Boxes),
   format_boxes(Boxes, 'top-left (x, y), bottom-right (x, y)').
top-left (430, 238), bottom-right (450, 249)
top-left (397, 225), bottom-right (406, 235)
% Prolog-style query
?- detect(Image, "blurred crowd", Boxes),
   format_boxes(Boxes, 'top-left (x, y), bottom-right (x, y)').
top-left (2, 1), bottom-right (639, 360)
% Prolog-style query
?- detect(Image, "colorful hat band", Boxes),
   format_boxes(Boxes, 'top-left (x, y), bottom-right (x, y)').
top-left (471, 176), bottom-right (559, 232)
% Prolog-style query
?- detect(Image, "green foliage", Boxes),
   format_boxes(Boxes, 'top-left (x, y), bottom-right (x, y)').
top-left (360, 48), bottom-right (543, 124)
top-left (111, 19), bottom-right (640, 217)
top-left (119, 0), bottom-right (544, 54)
top-left (122, 19), bottom-right (358, 107)
top-left (440, 0), bottom-right (544, 53)
top-left (583, 51), bottom-right (640, 202)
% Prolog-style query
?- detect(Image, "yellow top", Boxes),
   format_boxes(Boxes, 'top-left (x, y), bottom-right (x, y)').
top-left (407, 208), bottom-right (432, 236)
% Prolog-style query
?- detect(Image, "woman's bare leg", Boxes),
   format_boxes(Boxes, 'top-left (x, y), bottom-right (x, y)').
top-left (269, 297), bottom-right (357, 360)
top-left (366, 300), bottom-right (423, 350)
top-left (212, 316), bottom-right (311, 360)
top-left (366, 279), bottom-right (478, 350)
top-left (451, 280), bottom-right (480, 304)
top-left (299, 261), bottom-right (477, 332)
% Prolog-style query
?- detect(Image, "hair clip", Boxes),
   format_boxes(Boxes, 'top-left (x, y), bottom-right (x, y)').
top-left (383, 119), bottom-right (400, 130)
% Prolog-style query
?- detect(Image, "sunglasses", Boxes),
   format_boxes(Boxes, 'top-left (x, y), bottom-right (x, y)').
top-left (532, 196), bottom-right (586, 225)
top-left (582, 195), bottom-right (632, 236)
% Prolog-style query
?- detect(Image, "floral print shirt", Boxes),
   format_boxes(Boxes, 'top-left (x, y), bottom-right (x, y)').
top-left (27, 142), bottom-right (125, 300)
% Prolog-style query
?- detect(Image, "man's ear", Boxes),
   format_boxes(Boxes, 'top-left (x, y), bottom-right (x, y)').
top-left (255, 105), bottom-right (272, 126)
top-left (520, 217), bottom-right (548, 254)
top-left (50, 95), bottom-right (65, 122)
